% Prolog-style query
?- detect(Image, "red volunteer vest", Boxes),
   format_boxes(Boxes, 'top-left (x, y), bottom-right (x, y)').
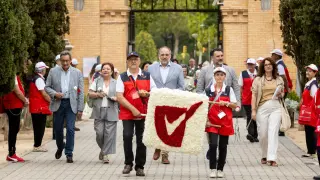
top-left (29, 75), bottom-right (51, 115)
top-left (3, 76), bottom-right (25, 110)
top-left (241, 70), bottom-right (255, 105)
top-left (277, 60), bottom-right (293, 92)
top-left (119, 71), bottom-right (150, 120)
top-left (314, 89), bottom-right (320, 146)
top-left (205, 85), bottom-right (234, 136)
top-left (299, 79), bottom-right (318, 127)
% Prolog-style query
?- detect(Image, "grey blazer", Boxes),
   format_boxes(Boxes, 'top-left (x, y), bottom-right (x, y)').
top-left (196, 65), bottom-right (241, 105)
top-left (89, 77), bottom-right (119, 121)
top-left (45, 66), bottom-right (84, 114)
top-left (148, 62), bottom-right (185, 90)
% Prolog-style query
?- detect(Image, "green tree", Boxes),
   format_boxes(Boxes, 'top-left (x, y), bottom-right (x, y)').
top-left (27, 0), bottom-right (70, 66)
top-left (279, 0), bottom-right (320, 90)
top-left (0, 0), bottom-right (34, 95)
top-left (135, 31), bottom-right (158, 62)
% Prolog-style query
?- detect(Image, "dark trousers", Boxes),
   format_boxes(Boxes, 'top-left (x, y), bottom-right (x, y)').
top-left (31, 114), bottom-right (47, 147)
top-left (122, 120), bottom-right (146, 170)
top-left (243, 105), bottom-right (258, 138)
top-left (317, 147), bottom-right (320, 166)
top-left (5, 108), bottom-right (22, 156)
top-left (208, 133), bottom-right (229, 171)
top-left (305, 125), bottom-right (317, 154)
top-left (53, 99), bottom-right (76, 157)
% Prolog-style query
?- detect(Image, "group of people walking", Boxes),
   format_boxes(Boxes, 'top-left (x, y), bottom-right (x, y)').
top-left (1, 46), bottom-right (319, 179)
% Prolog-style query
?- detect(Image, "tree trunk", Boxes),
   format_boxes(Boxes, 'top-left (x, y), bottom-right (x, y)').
top-left (173, 35), bottom-right (179, 59)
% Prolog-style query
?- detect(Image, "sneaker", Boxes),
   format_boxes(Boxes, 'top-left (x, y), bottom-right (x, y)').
top-left (136, 168), bottom-right (145, 176)
top-left (103, 155), bottom-right (109, 164)
top-left (209, 169), bottom-right (217, 178)
top-left (217, 170), bottom-right (225, 178)
top-left (6, 154), bottom-right (25, 162)
top-left (33, 146), bottom-right (48, 152)
top-left (99, 152), bottom-right (103, 160)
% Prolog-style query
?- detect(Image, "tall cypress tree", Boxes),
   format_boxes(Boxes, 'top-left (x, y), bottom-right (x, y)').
top-left (27, 0), bottom-right (70, 66)
top-left (0, 0), bottom-right (34, 95)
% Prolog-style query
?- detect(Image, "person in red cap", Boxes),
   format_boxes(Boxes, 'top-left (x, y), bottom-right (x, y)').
top-left (3, 74), bottom-right (29, 162)
top-left (239, 58), bottom-right (258, 143)
top-left (29, 62), bottom-right (52, 152)
top-left (116, 52), bottom-right (156, 176)
top-left (299, 64), bottom-right (318, 158)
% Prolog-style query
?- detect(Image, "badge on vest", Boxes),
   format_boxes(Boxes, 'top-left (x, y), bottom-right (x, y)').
top-left (218, 111), bottom-right (226, 119)
top-left (132, 91), bottom-right (140, 99)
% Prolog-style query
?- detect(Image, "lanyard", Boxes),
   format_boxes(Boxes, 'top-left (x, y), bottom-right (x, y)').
top-left (129, 75), bottom-right (138, 89)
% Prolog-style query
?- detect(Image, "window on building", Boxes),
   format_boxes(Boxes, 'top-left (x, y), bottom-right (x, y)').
top-left (74, 0), bottom-right (84, 11)
top-left (261, 0), bottom-right (271, 10)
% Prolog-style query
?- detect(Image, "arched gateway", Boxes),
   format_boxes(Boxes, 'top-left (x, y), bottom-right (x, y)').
top-left (65, 0), bottom-right (297, 91)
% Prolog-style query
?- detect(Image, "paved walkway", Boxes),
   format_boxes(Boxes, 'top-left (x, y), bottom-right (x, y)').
top-left (0, 118), bottom-right (318, 180)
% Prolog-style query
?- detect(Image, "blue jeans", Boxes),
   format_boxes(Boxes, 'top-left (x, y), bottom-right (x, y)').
top-left (53, 99), bottom-right (76, 157)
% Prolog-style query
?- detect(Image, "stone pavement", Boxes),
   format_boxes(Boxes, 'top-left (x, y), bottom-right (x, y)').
top-left (0, 118), bottom-right (318, 180)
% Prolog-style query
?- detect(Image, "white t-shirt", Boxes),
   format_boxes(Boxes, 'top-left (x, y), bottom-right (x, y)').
top-left (305, 77), bottom-right (317, 97)
top-left (116, 69), bottom-right (157, 93)
top-left (14, 76), bottom-right (18, 85)
top-left (238, 69), bottom-right (257, 87)
top-left (90, 80), bottom-right (109, 107)
top-left (276, 60), bottom-right (286, 75)
top-left (35, 75), bottom-right (46, 90)
top-left (210, 83), bottom-right (237, 103)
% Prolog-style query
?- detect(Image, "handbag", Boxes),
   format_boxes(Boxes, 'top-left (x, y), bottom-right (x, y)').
top-left (298, 105), bottom-right (312, 123)
top-left (87, 78), bottom-right (99, 108)
top-left (279, 98), bottom-right (291, 132)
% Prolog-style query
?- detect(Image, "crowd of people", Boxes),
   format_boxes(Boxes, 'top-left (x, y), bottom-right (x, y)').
top-left (0, 47), bottom-right (319, 179)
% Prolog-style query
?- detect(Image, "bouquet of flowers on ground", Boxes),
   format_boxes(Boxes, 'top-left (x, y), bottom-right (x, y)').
top-left (285, 91), bottom-right (300, 111)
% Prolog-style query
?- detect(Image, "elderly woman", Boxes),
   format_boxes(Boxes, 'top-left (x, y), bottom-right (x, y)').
top-left (251, 57), bottom-right (284, 167)
top-left (29, 62), bottom-right (52, 152)
top-left (299, 64), bottom-right (318, 158)
top-left (205, 67), bottom-right (237, 178)
top-left (88, 62), bottom-right (119, 164)
top-left (181, 64), bottom-right (195, 92)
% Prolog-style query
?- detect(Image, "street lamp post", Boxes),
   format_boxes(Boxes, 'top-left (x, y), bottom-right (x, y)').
top-left (191, 33), bottom-right (198, 60)
top-left (200, 24), bottom-right (210, 60)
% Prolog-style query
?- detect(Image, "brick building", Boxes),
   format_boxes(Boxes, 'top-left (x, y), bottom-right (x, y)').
top-left (65, 0), bottom-right (297, 91)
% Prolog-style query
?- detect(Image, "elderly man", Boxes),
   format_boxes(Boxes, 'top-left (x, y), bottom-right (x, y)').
top-left (71, 59), bottom-right (78, 68)
top-left (148, 46), bottom-right (184, 164)
top-left (55, 54), bottom-right (61, 67)
top-left (45, 51), bottom-right (84, 163)
top-left (188, 58), bottom-right (197, 77)
top-left (182, 64), bottom-right (195, 92)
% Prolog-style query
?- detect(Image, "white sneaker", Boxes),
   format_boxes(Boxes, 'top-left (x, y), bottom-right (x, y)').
top-left (103, 155), bottom-right (109, 164)
top-left (209, 169), bottom-right (217, 178)
top-left (217, 170), bottom-right (225, 178)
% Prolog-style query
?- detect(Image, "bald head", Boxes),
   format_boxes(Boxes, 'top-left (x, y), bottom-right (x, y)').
top-left (158, 46), bottom-right (172, 66)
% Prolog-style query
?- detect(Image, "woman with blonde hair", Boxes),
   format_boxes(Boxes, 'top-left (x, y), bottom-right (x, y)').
top-left (251, 57), bottom-right (284, 167)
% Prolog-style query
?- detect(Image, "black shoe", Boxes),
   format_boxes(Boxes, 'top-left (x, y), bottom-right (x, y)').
top-left (55, 142), bottom-right (65, 159)
top-left (246, 134), bottom-right (255, 143)
top-left (66, 156), bottom-right (73, 163)
top-left (74, 127), bottom-right (80, 131)
top-left (136, 168), bottom-right (145, 176)
top-left (254, 138), bottom-right (259, 142)
top-left (279, 132), bottom-right (285, 136)
top-left (122, 165), bottom-right (133, 174)
top-left (314, 175), bottom-right (320, 180)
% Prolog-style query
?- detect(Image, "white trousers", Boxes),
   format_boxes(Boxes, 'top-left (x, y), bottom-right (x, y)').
top-left (256, 99), bottom-right (281, 161)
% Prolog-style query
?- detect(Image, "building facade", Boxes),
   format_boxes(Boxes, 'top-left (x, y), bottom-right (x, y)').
top-left (66, 0), bottom-right (297, 91)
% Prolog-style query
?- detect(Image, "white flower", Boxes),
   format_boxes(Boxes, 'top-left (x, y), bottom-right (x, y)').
top-left (73, 86), bottom-right (77, 91)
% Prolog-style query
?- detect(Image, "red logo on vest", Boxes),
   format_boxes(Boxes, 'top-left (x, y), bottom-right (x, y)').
top-left (154, 101), bottom-right (203, 147)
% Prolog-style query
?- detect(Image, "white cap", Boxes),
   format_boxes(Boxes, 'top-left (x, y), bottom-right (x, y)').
top-left (213, 67), bottom-right (226, 74)
top-left (114, 68), bottom-right (119, 73)
top-left (95, 64), bottom-right (102, 72)
top-left (305, 64), bottom-right (318, 72)
top-left (270, 49), bottom-right (283, 56)
top-left (246, 58), bottom-right (256, 64)
top-left (257, 57), bottom-right (264, 61)
top-left (55, 54), bottom-right (60, 61)
top-left (35, 62), bottom-right (49, 71)
top-left (71, 58), bottom-right (78, 65)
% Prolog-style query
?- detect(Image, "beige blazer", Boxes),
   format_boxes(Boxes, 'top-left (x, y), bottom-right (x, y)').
top-left (251, 76), bottom-right (284, 108)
